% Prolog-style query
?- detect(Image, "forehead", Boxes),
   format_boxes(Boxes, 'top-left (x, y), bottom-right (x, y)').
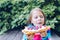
top-left (31, 11), bottom-right (44, 17)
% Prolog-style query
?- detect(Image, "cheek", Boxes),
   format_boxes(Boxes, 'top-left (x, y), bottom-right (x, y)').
top-left (31, 18), bottom-right (37, 24)
top-left (42, 18), bottom-right (45, 23)
top-left (42, 18), bottom-right (44, 21)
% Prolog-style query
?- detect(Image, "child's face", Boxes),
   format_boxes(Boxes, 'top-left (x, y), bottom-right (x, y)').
top-left (31, 11), bottom-right (44, 26)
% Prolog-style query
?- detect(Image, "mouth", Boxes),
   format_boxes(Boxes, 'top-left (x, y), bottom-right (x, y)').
top-left (37, 22), bottom-right (42, 24)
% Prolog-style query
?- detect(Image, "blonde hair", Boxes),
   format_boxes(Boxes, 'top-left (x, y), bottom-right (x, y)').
top-left (27, 7), bottom-right (46, 25)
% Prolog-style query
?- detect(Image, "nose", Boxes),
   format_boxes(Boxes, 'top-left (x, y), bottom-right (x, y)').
top-left (38, 17), bottom-right (41, 20)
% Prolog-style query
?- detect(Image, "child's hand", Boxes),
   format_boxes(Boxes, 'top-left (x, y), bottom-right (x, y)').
top-left (27, 34), bottom-right (34, 40)
top-left (37, 26), bottom-right (51, 37)
top-left (40, 31), bottom-right (47, 37)
top-left (37, 27), bottom-right (48, 37)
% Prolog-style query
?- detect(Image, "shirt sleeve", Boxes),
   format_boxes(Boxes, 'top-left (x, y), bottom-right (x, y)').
top-left (47, 29), bottom-right (51, 38)
top-left (22, 34), bottom-right (28, 40)
top-left (28, 24), bottom-right (34, 29)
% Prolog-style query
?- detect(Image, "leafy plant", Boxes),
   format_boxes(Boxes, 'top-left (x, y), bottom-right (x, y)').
top-left (0, 0), bottom-right (60, 34)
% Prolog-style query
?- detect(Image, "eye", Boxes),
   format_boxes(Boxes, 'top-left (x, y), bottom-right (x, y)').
top-left (40, 16), bottom-right (44, 18)
top-left (34, 16), bottom-right (38, 19)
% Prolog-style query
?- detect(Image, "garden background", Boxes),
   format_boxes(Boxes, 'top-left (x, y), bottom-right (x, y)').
top-left (0, 0), bottom-right (60, 35)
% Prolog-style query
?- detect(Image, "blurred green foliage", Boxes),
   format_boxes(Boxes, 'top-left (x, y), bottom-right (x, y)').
top-left (0, 0), bottom-right (60, 34)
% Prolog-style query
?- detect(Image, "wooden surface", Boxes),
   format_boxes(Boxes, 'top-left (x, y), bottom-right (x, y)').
top-left (0, 29), bottom-right (60, 40)
top-left (0, 29), bottom-right (23, 40)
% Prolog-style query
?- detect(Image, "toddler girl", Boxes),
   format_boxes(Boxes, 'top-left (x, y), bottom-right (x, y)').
top-left (22, 7), bottom-right (51, 40)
